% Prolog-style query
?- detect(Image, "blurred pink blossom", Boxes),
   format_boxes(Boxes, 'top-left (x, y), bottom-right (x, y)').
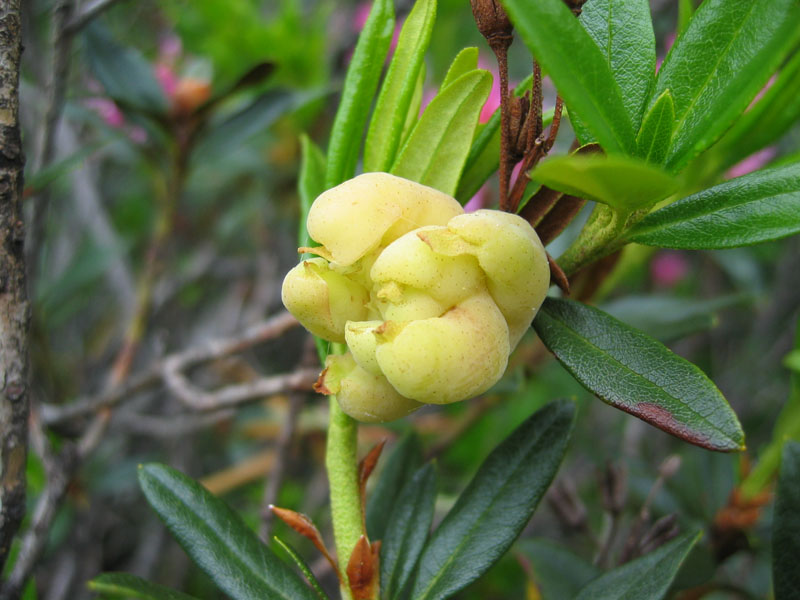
top-left (85, 97), bottom-right (125, 128)
top-left (154, 63), bottom-right (179, 98)
top-left (655, 33), bottom-right (676, 73)
top-left (464, 184), bottom-right (488, 212)
top-left (726, 147), bottom-right (777, 179)
top-left (478, 55), bottom-right (501, 123)
top-left (650, 251), bottom-right (689, 288)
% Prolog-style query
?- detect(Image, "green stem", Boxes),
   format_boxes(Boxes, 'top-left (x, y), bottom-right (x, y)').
top-left (557, 204), bottom-right (629, 276)
top-left (326, 394), bottom-right (362, 600)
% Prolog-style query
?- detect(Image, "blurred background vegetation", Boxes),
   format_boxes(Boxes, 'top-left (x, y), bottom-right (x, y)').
top-left (7, 0), bottom-right (800, 598)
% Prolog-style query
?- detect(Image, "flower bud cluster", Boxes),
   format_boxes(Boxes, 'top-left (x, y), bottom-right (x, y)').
top-left (282, 173), bottom-right (549, 422)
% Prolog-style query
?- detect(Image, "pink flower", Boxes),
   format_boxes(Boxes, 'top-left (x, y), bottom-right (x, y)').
top-left (650, 251), bottom-right (689, 288)
top-left (154, 63), bottom-right (178, 99)
top-left (85, 97), bottom-right (125, 128)
top-left (726, 147), bottom-right (776, 179)
top-left (478, 55), bottom-right (501, 124)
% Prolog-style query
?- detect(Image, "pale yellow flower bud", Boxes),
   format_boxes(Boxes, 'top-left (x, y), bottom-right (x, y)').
top-left (280, 257), bottom-right (370, 343)
top-left (282, 174), bottom-right (551, 422)
top-left (318, 353), bottom-right (424, 423)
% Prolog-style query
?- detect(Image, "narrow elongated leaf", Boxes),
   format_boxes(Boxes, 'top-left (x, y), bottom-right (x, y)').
top-left (440, 47), bottom-right (478, 91)
top-left (773, 441), bottom-right (800, 598)
top-left (502, 0), bottom-right (636, 154)
top-left (195, 90), bottom-right (296, 159)
top-left (138, 464), bottom-right (317, 600)
top-left (298, 135), bottom-right (326, 250)
top-left (530, 154), bottom-right (677, 212)
top-left (273, 537), bottom-right (331, 600)
top-left (627, 162), bottom-right (800, 249)
top-left (400, 63), bottom-right (426, 146)
top-left (533, 298), bottom-right (745, 451)
top-left (636, 89), bottom-right (675, 165)
top-left (88, 573), bottom-right (198, 600)
top-left (516, 539), bottom-right (600, 600)
top-left (326, 0), bottom-right (394, 188)
top-left (601, 294), bottom-right (750, 342)
top-left (411, 401), bottom-right (575, 600)
top-left (381, 464), bottom-right (436, 600)
top-left (575, 531), bottom-right (701, 600)
top-left (653, 0), bottom-right (800, 171)
top-left (580, 0), bottom-right (655, 130)
top-left (715, 50), bottom-right (800, 171)
top-left (366, 432), bottom-right (423, 541)
top-left (391, 70), bottom-right (491, 195)
top-left (83, 23), bottom-right (168, 114)
top-left (364, 0), bottom-right (436, 172)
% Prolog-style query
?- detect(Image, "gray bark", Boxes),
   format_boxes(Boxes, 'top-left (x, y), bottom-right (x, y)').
top-left (0, 0), bottom-right (29, 576)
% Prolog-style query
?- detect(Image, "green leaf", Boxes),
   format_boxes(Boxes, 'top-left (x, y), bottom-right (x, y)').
top-left (653, 0), bottom-right (800, 171)
top-left (83, 23), bottom-right (168, 114)
top-left (273, 537), bottom-right (331, 600)
top-left (325, 0), bottom-right (394, 188)
top-left (601, 294), bottom-right (750, 342)
top-left (574, 531), bottom-right (701, 600)
top-left (677, 0), bottom-right (694, 35)
top-left (636, 89), bottom-right (675, 165)
top-left (88, 573), bottom-right (199, 600)
top-left (714, 50), bottom-right (800, 172)
top-left (401, 63), bottom-right (426, 147)
top-left (580, 0), bottom-right (656, 130)
top-left (381, 463), bottom-right (436, 600)
top-left (195, 90), bottom-right (297, 160)
top-left (298, 134), bottom-right (327, 251)
top-left (138, 464), bottom-right (317, 600)
top-left (516, 539), bottom-right (600, 600)
top-left (366, 432), bottom-right (423, 542)
top-left (440, 47), bottom-right (478, 90)
top-left (533, 298), bottom-right (745, 451)
top-left (773, 441), bottom-right (800, 598)
top-left (626, 161), bottom-right (800, 249)
top-left (364, 0), bottom-right (436, 173)
top-left (410, 401), bottom-right (575, 600)
top-left (530, 154), bottom-right (677, 212)
top-left (786, 350), bottom-right (800, 373)
top-left (502, 0), bottom-right (636, 154)
top-left (391, 70), bottom-right (491, 195)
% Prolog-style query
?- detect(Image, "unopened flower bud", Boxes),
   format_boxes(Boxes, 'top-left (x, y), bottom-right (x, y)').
top-left (470, 0), bottom-right (513, 49)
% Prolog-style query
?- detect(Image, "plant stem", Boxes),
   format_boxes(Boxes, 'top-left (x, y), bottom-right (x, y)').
top-left (557, 204), bottom-right (627, 276)
top-left (326, 395), bottom-right (361, 600)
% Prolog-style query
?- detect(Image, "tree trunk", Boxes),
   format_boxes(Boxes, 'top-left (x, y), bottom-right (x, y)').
top-left (0, 0), bottom-right (29, 576)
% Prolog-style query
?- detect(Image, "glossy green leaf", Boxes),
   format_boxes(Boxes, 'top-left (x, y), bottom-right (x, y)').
top-left (364, 0), bottom-right (436, 173)
top-left (298, 134), bottom-right (326, 251)
top-left (653, 0), bottom-right (800, 171)
top-left (677, 0), bottom-right (693, 34)
top-left (440, 47), bottom-right (478, 90)
top-left (88, 573), bottom-right (198, 600)
top-left (325, 0), bottom-right (394, 188)
top-left (138, 464), bottom-right (317, 600)
top-left (773, 441), bottom-right (800, 598)
top-left (391, 69), bottom-right (491, 195)
top-left (601, 294), bottom-right (750, 342)
top-left (273, 537), bottom-right (330, 600)
top-left (580, 0), bottom-right (655, 130)
top-left (636, 89), bottom-right (675, 165)
top-left (401, 63), bottom-right (426, 147)
top-left (366, 432), bottom-right (423, 542)
top-left (626, 162), bottom-right (800, 249)
top-left (195, 90), bottom-right (297, 159)
top-left (516, 539), bottom-right (600, 600)
top-left (530, 154), bottom-right (677, 212)
top-left (533, 298), bottom-right (745, 451)
top-left (502, 0), bottom-right (636, 154)
top-left (715, 50), bottom-right (800, 171)
top-left (574, 531), bottom-right (701, 600)
top-left (83, 23), bottom-right (168, 114)
top-left (410, 400), bottom-right (575, 600)
top-left (381, 463), bottom-right (436, 600)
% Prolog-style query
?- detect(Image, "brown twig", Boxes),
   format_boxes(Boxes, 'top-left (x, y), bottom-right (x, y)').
top-left (535, 195), bottom-right (586, 246)
top-left (41, 311), bottom-right (301, 424)
top-left (0, 0), bottom-right (29, 577)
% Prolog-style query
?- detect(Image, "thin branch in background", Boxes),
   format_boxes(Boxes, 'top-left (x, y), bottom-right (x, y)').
top-left (41, 311), bottom-right (301, 424)
top-left (63, 0), bottom-right (127, 35)
top-left (0, 0), bottom-right (29, 577)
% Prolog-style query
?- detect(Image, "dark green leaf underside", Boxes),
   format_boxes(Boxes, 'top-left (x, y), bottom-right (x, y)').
top-left (773, 441), bottom-right (800, 598)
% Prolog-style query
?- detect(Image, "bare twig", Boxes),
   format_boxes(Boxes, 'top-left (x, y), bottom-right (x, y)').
top-left (0, 0), bottom-right (29, 576)
top-left (41, 311), bottom-right (301, 424)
